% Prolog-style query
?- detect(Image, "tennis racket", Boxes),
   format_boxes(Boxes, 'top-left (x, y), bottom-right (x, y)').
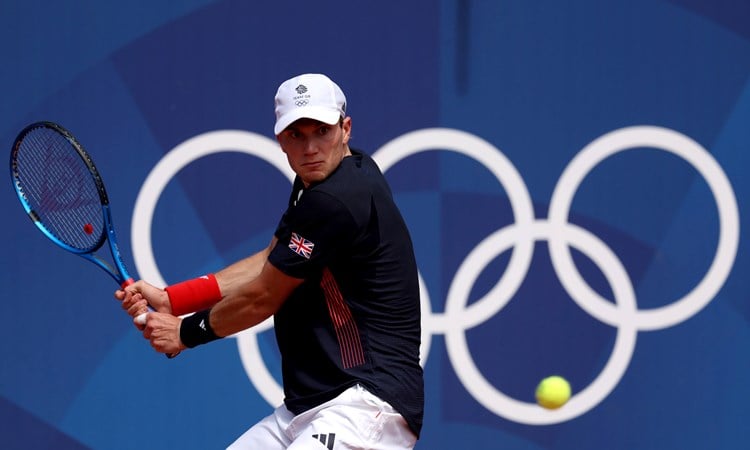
top-left (11, 121), bottom-right (178, 358)
top-left (10, 121), bottom-right (135, 287)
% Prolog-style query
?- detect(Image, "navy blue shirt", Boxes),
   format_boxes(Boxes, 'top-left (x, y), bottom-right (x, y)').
top-left (268, 149), bottom-right (424, 437)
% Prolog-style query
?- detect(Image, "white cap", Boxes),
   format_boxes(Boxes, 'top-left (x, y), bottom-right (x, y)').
top-left (274, 73), bottom-right (347, 135)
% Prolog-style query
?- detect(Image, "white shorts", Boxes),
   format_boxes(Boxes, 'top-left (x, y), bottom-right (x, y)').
top-left (226, 384), bottom-right (417, 449)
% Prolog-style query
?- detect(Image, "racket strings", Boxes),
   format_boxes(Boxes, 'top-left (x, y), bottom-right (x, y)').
top-left (15, 127), bottom-right (104, 251)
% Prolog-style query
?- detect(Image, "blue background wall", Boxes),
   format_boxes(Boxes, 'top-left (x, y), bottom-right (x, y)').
top-left (1, 1), bottom-right (748, 448)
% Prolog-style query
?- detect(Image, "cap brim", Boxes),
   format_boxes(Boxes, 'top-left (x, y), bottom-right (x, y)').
top-left (274, 107), bottom-right (341, 135)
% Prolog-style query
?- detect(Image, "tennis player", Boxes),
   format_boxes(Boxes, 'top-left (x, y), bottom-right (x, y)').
top-left (117, 73), bottom-right (424, 449)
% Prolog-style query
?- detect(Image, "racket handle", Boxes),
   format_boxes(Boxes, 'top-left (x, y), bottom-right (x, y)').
top-left (135, 312), bottom-right (148, 325)
top-left (124, 280), bottom-right (179, 359)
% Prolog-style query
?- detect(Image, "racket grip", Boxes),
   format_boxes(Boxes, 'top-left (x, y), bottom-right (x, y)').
top-left (123, 281), bottom-right (179, 360)
top-left (135, 312), bottom-right (148, 325)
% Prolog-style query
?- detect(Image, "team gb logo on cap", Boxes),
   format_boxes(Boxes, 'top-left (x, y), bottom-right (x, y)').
top-left (294, 85), bottom-right (310, 107)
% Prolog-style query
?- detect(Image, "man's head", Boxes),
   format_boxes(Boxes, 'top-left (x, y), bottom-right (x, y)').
top-left (274, 74), bottom-right (352, 187)
top-left (274, 73), bottom-right (346, 136)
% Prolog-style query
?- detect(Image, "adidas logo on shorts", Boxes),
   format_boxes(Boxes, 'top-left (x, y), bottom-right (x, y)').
top-left (312, 432), bottom-right (336, 449)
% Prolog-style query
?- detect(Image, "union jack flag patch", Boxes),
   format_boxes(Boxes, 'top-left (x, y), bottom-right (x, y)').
top-left (289, 232), bottom-right (315, 259)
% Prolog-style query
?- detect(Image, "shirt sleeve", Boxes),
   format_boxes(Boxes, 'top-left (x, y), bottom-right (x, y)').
top-left (269, 189), bottom-right (359, 280)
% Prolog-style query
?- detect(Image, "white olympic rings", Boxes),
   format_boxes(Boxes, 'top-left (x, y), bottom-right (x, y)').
top-left (131, 126), bottom-right (739, 425)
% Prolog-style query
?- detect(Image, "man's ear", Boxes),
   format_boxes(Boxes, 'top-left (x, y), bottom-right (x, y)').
top-left (341, 117), bottom-right (352, 144)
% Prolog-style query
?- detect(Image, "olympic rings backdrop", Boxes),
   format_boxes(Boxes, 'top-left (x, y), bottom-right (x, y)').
top-left (1, 1), bottom-right (748, 449)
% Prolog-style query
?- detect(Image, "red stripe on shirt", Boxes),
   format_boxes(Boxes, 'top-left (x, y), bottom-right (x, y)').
top-left (320, 268), bottom-right (365, 369)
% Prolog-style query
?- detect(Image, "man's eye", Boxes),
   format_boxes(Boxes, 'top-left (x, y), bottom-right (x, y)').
top-left (318, 127), bottom-right (330, 136)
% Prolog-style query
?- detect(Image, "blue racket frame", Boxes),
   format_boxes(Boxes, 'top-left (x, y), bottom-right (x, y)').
top-left (10, 121), bottom-right (134, 288)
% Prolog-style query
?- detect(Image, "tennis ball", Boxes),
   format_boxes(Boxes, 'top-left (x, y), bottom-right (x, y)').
top-left (535, 375), bottom-right (571, 409)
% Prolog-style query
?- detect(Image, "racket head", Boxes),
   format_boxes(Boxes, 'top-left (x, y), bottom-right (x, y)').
top-left (10, 121), bottom-right (108, 254)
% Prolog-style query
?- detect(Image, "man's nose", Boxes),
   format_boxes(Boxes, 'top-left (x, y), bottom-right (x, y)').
top-left (302, 137), bottom-right (319, 154)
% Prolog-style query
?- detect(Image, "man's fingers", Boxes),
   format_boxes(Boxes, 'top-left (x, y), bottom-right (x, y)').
top-left (127, 299), bottom-right (149, 316)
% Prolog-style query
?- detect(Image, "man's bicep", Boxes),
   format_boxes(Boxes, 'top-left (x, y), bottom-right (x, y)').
top-left (217, 238), bottom-right (275, 289)
top-left (260, 259), bottom-right (304, 311)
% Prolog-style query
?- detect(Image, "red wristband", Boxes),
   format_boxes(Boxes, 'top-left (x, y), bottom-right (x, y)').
top-left (165, 274), bottom-right (222, 316)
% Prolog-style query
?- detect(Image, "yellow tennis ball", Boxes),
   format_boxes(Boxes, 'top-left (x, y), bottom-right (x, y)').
top-left (535, 375), bottom-right (571, 409)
